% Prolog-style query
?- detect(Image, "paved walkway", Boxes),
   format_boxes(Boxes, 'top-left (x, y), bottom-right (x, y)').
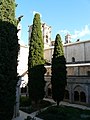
top-left (60, 101), bottom-right (90, 110)
top-left (12, 110), bottom-right (29, 120)
top-left (12, 110), bottom-right (43, 120)
top-left (13, 98), bottom-right (90, 120)
top-left (44, 98), bottom-right (90, 110)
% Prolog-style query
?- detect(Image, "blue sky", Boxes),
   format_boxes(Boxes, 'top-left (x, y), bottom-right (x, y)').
top-left (16, 0), bottom-right (90, 45)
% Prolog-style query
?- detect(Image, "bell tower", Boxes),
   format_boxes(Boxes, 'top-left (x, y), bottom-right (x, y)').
top-left (28, 23), bottom-right (51, 49)
top-left (42, 23), bottom-right (51, 49)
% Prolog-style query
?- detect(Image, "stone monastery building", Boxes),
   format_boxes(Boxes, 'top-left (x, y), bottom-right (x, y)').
top-left (18, 23), bottom-right (90, 105)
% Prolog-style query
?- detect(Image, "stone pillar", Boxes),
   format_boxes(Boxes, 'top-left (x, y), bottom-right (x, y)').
top-left (13, 77), bottom-right (21, 118)
top-left (87, 84), bottom-right (90, 103)
top-left (69, 84), bottom-right (73, 103)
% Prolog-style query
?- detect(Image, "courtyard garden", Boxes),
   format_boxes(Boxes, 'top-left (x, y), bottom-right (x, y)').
top-left (20, 96), bottom-right (90, 120)
top-left (37, 105), bottom-right (90, 120)
top-left (20, 96), bottom-right (53, 114)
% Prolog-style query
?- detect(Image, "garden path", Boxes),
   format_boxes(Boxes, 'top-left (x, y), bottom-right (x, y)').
top-left (13, 98), bottom-right (90, 120)
top-left (12, 110), bottom-right (43, 120)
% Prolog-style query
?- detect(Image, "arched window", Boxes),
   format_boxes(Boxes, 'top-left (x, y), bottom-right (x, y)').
top-left (80, 92), bottom-right (86, 102)
top-left (74, 91), bottom-right (79, 101)
top-left (72, 57), bottom-right (75, 62)
top-left (64, 90), bottom-right (69, 99)
top-left (46, 35), bottom-right (48, 43)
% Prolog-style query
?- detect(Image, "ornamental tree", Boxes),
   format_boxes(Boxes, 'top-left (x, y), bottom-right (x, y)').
top-left (0, 0), bottom-right (19, 119)
top-left (51, 34), bottom-right (67, 106)
top-left (28, 13), bottom-right (46, 105)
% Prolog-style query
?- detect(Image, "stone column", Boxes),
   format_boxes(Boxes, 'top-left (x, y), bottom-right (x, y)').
top-left (13, 77), bottom-right (21, 118)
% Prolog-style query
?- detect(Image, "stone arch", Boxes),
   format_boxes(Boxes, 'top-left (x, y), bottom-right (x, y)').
top-left (80, 91), bottom-right (86, 102)
top-left (74, 91), bottom-right (79, 101)
top-left (74, 85), bottom-right (85, 93)
top-left (73, 85), bottom-right (86, 103)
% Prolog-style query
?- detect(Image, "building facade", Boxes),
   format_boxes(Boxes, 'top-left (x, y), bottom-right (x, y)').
top-left (17, 44), bottom-right (29, 95)
top-left (44, 40), bottom-right (90, 105)
top-left (18, 22), bottom-right (90, 105)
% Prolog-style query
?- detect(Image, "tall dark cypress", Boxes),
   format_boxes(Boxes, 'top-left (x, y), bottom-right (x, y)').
top-left (28, 13), bottom-right (46, 105)
top-left (51, 34), bottom-right (67, 106)
top-left (0, 0), bottom-right (19, 119)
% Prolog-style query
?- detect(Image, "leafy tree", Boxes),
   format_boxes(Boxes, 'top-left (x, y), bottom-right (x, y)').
top-left (0, 0), bottom-right (19, 120)
top-left (28, 13), bottom-right (46, 105)
top-left (51, 34), bottom-right (67, 106)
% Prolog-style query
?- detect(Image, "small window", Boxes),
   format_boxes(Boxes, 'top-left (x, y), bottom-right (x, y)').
top-left (46, 35), bottom-right (48, 38)
top-left (46, 39), bottom-right (48, 43)
top-left (46, 35), bottom-right (48, 43)
top-left (87, 71), bottom-right (90, 76)
top-left (72, 57), bottom-right (75, 62)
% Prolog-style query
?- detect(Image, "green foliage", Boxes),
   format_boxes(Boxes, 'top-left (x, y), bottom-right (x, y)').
top-left (53, 34), bottom-right (64, 57)
top-left (37, 105), bottom-right (90, 120)
top-left (51, 34), bottom-right (67, 106)
top-left (0, 0), bottom-right (19, 120)
top-left (0, 0), bottom-right (17, 25)
top-left (28, 13), bottom-right (46, 104)
top-left (28, 13), bottom-right (44, 68)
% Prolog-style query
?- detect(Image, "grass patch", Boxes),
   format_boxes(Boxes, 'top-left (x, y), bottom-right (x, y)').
top-left (37, 105), bottom-right (90, 120)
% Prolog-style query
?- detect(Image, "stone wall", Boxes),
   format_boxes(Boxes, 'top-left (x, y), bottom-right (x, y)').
top-left (67, 65), bottom-right (90, 76)
top-left (44, 75), bottom-right (90, 104)
top-left (64, 40), bottom-right (90, 62)
top-left (44, 40), bottom-right (90, 63)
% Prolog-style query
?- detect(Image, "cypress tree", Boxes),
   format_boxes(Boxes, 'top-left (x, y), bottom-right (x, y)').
top-left (0, 0), bottom-right (19, 119)
top-left (51, 34), bottom-right (67, 106)
top-left (28, 13), bottom-right (46, 105)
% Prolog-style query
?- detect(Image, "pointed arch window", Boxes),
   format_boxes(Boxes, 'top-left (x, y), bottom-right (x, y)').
top-left (74, 91), bottom-right (79, 101)
top-left (80, 92), bottom-right (86, 102)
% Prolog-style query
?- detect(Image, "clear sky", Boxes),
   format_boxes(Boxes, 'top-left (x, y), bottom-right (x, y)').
top-left (16, 0), bottom-right (90, 45)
